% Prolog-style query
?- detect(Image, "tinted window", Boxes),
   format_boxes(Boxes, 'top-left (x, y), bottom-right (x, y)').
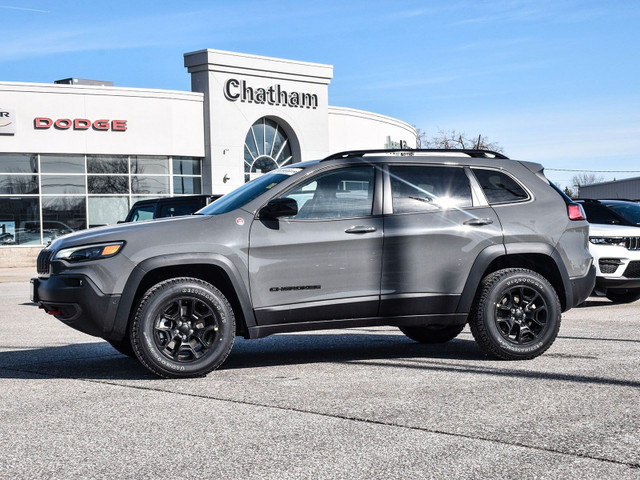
top-left (603, 201), bottom-right (640, 225)
top-left (389, 165), bottom-right (472, 214)
top-left (581, 202), bottom-right (625, 225)
top-left (473, 169), bottom-right (529, 204)
top-left (159, 202), bottom-right (200, 218)
top-left (283, 166), bottom-right (375, 219)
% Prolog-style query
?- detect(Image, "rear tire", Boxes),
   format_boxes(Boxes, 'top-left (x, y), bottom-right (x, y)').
top-left (605, 288), bottom-right (640, 304)
top-left (399, 324), bottom-right (465, 344)
top-left (469, 268), bottom-right (561, 360)
top-left (131, 277), bottom-right (235, 378)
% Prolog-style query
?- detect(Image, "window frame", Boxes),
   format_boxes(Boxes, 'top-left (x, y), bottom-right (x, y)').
top-left (470, 167), bottom-right (533, 206)
top-left (382, 163), bottom-right (479, 216)
top-left (272, 164), bottom-right (383, 221)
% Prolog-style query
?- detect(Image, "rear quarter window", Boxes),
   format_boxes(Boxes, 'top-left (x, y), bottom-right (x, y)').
top-left (472, 168), bottom-right (529, 204)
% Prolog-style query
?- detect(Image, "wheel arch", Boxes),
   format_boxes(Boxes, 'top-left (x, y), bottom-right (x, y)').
top-left (109, 254), bottom-right (255, 341)
top-left (458, 243), bottom-right (571, 314)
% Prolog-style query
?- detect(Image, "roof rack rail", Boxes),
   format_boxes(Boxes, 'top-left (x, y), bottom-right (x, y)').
top-left (322, 148), bottom-right (509, 161)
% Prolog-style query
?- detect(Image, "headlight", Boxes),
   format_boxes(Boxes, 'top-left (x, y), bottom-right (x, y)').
top-left (589, 237), bottom-right (626, 246)
top-left (54, 242), bottom-right (124, 263)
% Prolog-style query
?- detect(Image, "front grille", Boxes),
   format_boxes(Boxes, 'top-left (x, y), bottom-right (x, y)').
top-left (626, 237), bottom-right (640, 250)
top-left (37, 249), bottom-right (54, 275)
top-left (623, 261), bottom-right (640, 278)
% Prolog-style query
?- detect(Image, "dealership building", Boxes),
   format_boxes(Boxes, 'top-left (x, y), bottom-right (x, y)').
top-left (0, 49), bottom-right (416, 265)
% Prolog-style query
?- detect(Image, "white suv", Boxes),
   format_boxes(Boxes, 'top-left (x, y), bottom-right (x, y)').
top-left (580, 199), bottom-right (640, 303)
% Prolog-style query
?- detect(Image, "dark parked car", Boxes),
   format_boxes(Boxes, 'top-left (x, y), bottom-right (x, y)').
top-left (123, 195), bottom-right (221, 222)
top-left (32, 149), bottom-right (595, 378)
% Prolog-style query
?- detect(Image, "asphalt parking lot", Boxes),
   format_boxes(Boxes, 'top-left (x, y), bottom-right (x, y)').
top-left (1, 273), bottom-right (639, 479)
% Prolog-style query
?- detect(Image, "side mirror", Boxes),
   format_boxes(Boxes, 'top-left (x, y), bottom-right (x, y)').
top-left (259, 198), bottom-right (298, 219)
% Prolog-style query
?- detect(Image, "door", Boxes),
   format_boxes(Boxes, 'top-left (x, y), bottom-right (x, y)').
top-left (380, 164), bottom-right (503, 316)
top-left (249, 165), bottom-right (383, 325)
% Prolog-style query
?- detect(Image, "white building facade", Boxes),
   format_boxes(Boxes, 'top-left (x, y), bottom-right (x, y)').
top-left (0, 49), bottom-right (416, 264)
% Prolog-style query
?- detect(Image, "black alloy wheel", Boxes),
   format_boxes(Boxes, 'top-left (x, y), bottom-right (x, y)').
top-left (469, 268), bottom-right (561, 360)
top-left (131, 277), bottom-right (235, 378)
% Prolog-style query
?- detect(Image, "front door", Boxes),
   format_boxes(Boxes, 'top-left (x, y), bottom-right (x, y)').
top-left (249, 165), bottom-right (383, 326)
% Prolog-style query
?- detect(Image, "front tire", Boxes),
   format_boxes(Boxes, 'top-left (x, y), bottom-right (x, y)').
top-left (605, 288), bottom-right (640, 304)
top-left (469, 268), bottom-right (561, 360)
top-left (131, 277), bottom-right (235, 378)
top-left (399, 324), bottom-right (465, 344)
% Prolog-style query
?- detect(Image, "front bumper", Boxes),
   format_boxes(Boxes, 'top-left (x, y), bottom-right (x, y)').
top-left (32, 274), bottom-right (121, 340)
top-left (595, 276), bottom-right (640, 290)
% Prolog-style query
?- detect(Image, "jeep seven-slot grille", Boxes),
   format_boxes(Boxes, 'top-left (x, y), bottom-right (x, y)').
top-left (37, 249), bottom-right (54, 275)
top-left (623, 261), bottom-right (640, 278)
top-left (626, 237), bottom-right (640, 250)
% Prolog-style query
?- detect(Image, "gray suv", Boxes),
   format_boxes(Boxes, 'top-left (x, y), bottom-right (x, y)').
top-left (31, 149), bottom-right (595, 378)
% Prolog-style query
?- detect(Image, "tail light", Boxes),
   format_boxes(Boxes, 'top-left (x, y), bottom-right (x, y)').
top-left (568, 203), bottom-right (586, 221)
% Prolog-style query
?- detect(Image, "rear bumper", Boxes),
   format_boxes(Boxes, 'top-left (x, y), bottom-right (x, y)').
top-left (32, 275), bottom-right (121, 340)
top-left (567, 265), bottom-right (596, 308)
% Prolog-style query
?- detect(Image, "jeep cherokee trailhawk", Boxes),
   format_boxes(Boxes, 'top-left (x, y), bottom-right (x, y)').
top-left (32, 149), bottom-right (596, 378)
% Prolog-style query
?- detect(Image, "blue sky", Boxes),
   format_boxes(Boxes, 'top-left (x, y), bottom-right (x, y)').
top-left (2, 0), bottom-right (639, 189)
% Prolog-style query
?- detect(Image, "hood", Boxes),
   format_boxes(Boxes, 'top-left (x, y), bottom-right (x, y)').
top-left (48, 215), bottom-right (211, 250)
top-left (588, 222), bottom-right (640, 237)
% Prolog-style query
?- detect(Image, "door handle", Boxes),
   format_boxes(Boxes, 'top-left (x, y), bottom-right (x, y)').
top-left (345, 226), bottom-right (377, 234)
top-left (463, 217), bottom-right (494, 226)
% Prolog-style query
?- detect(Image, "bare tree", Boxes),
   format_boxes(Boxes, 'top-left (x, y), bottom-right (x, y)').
top-left (414, 128), bottom-right (504, 153)
top-left (571, 173), bottom-right (604, 187)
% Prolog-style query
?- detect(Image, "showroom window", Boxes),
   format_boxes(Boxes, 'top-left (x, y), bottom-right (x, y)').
top-left (244, 117), bottom-right (294, 183)
top-left (0, 153), bottom-right (202, 245)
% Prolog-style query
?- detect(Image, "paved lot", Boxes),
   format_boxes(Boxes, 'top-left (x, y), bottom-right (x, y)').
top-left (0, 274), bottom-right (639, 479)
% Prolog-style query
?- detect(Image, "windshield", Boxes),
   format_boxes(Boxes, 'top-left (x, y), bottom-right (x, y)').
top-left (197, 168), bottom-right (302, 215)
top-left (604, 201), bottom-right (640, 225)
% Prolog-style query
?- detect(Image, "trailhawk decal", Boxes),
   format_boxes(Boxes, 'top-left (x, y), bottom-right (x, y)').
top-left (270, 285), bottom-right (321, 292)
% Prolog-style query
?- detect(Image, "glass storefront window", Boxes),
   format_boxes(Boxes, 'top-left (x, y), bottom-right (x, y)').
top-left (0, 153), bottom-right (38, 174)
top-left (88, 196), bottom-right (129, 227)
top-left (174, 176), bottom-right (201, 194)
top-left (132, 176), bottom-right (170, 195)
top-left (87, 155), bottom-right (128, 174)
top-left (173, 157), bottom-right (201, 176)
top-left (40, 155), bottom-right (85, 174)
top-left (41, 197), bottom-right (85, 244)
top-left (41, 175), bottom-right (86, 194)
top-left (0, 197), bottom-right (40, 245)
top-left (0, 175), bottom-right (38, 194)
top-left (88, 175), bottom-right (129, 194)
top-left (0, 154), bottom-right (202, 246)
top-left (131, 156), bottom-right (169, 175)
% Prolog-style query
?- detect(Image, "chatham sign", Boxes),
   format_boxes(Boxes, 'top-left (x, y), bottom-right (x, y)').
top-left (223, 78), bottom-right (318, 109)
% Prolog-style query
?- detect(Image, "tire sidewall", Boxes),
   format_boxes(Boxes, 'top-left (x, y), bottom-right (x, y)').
top-left (133, 279), bottom-right (235, 377)
top-left (481, 271), bottom-right (560, 358)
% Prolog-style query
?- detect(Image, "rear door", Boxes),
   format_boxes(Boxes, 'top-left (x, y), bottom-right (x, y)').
top-left (380, 164), bottom-right (503, 316)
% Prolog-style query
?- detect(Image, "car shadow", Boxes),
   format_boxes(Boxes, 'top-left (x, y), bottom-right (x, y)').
top-left (0, 330), bottom-right (488, 380)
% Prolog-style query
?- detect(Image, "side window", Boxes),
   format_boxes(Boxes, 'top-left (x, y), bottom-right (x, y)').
top-left (283, 166), bottom-right (375, 220)
top-left (130, 205), bottom-right (155, 222)
top-left (159, 202), bottom-right (198, 218)
top-left (389, 165), bottom-right (472, 214)
top-left (473, 168), bottom-right (529, 204)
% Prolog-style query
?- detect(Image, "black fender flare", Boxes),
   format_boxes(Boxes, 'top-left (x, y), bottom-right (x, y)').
top-left (108, 253), bottom-right (256, 340)
top-left (456, 242), bottom-right (572, 314)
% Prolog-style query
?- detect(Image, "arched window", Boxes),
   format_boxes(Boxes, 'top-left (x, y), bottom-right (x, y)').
top-left (244, 117), bottom-right (293, 182)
